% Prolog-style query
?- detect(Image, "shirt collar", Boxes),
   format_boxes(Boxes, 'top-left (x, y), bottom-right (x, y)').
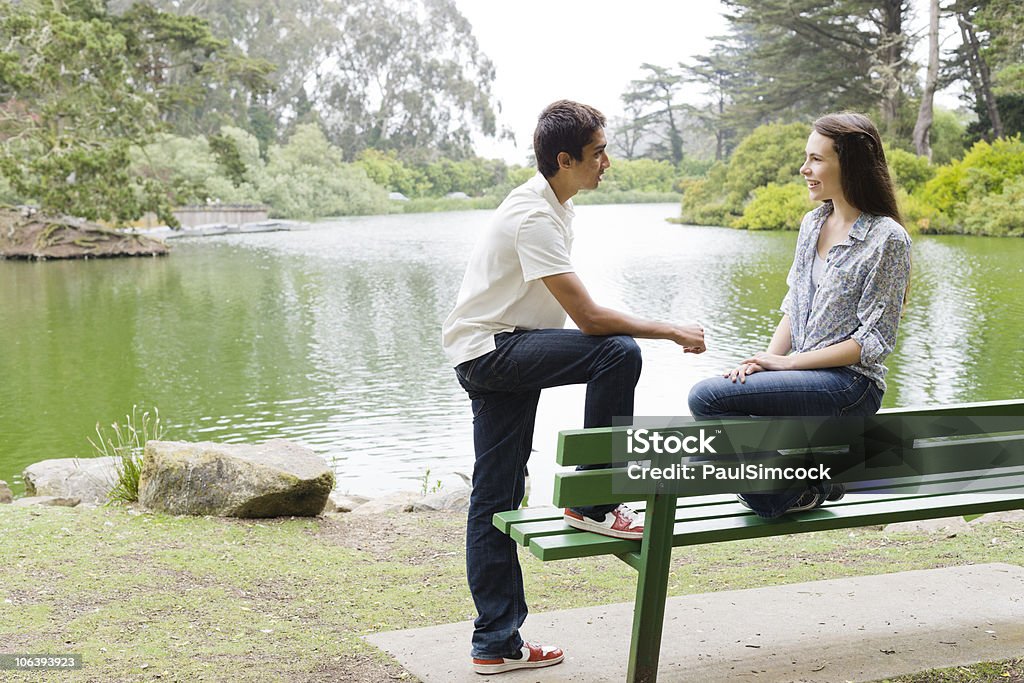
top-left (528, 172), bottom-right (574, 221)
top-left (815, 202), bottom-right (871, 241)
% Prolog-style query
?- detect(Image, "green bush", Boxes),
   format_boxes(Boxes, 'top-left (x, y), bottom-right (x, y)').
top-left (601, 158), bottom-right (679, 193)
top-left (921, 135), bottom-right (1024, 217)
top-left (131, 132), bottom-right (262, 206)
top-left (0, 174), bottom-right (22, 204)
top-left (886, 147), bottom-right (935, 194)
top-left (896, 189), bottom-right (943, 234)
top-left (961, 176), bottom-right (1024, 237)
top-left (679, 162), bottom-right (734, 226)
top-left (574, 190), bottom-right (681, 205)
top-left (724, 122), bottom-right (808, 208)
top-left (257, 124), bottom-right (390, 219)
top-left (929, 109), bottom-right (968, 165)
top-left (732, 182), bottom-right (816, 231)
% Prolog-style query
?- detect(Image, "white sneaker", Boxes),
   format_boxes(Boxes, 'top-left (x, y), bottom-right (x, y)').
top-left (472, 642), bottom-right (564, 675)
top-left (563, 504), bottom-right (644, 540)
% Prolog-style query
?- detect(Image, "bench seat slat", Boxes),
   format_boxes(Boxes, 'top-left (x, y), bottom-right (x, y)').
top-left (497, 466), bottom-right (1024, 547)
top-left (528, 486), bottom-right (1024, 561)
top-left (529, 490), bottom-right (1024, 561)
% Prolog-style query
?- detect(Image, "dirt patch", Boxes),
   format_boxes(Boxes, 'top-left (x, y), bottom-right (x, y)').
top-left (313, 511), bottom-right (464, 564)
top-left (0, 208), bottom-right (168, 260)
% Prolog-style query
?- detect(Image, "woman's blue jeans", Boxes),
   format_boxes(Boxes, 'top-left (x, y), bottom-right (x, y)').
top-left (455, 329), bottom-right (642, 658)
top-left (687, 367), bottom-right (882, 518)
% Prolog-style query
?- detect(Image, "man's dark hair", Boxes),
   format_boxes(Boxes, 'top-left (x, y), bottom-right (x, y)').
top-left (533, 100), bottom-right (606, 179)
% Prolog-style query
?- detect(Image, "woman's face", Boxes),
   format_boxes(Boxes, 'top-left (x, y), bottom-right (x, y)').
top-left (800, 130), bottom-right (843, 204)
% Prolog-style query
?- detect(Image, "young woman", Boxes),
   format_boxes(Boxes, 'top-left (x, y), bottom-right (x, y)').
top-left (687, 112), bottom-right (912, 518)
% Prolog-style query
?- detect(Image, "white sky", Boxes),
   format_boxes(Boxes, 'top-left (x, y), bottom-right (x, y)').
top-left (453, 0), bottom-right (964, 163)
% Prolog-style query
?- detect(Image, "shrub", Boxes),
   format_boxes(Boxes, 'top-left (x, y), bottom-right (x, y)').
top-left (961, 176), bottom-right (1024, 237)
top-left (257, 124), bottom-right (390, 218)
top-left (724, 122), bottom-right (808, 207)
top-left (732, 182), bottom-right (816, 231)
top-left (679, 162), bottom-right (734, 226)
top-left (921, 135), bottom-right (1024, 217)
top-left (601, 158), bottom-right (679, 193)
top-left (886, 147), bottom-right (935, 194)
top-left (929, 108), bottom-right (968, 165)
top-left (896, 189), bottom-right (943, 234)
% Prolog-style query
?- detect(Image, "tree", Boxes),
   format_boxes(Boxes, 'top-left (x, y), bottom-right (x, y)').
top-left (716, 0), bottom-right (915, 137)
top-left (621, 63), bottom-right (686, 164)
top-left (155, 0), bottom-right (500, 160)
top-left (913, 0), bottom-right (941, 158)
top-left (954, 2), bottom-right (1004, 138)
top-left (680, 44), bottom-right (749, 161)
top-left (0, 0), bottom-right (271, 225)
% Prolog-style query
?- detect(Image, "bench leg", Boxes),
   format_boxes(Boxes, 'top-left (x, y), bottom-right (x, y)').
top-left (627, 491), bottom-right (676, 683)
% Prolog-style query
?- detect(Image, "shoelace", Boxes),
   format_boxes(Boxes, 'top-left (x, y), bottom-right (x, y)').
top-left (616, 505), bottom-right (643, 527)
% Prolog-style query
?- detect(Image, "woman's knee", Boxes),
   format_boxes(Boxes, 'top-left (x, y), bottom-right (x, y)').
top-left (688, 376), bottom-right (732, 418)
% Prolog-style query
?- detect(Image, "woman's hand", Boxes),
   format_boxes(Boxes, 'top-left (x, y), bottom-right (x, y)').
top-left (723, 352), bottom-right (795, 383)
top-left (740, 352), bottom-right (794, 372)
top-left (723, 361), bottom-right (764, 383)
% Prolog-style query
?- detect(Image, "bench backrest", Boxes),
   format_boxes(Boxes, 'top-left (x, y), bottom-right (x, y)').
top-left (553, 399), bottom-right (1024, 509)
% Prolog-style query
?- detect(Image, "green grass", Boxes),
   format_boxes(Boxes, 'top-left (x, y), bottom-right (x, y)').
top-left (1, 505), bottom-right (1022, 681)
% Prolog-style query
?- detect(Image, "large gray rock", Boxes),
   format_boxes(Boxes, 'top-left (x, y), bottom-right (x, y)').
top-left (138, 440), bottom-right (334, 517)
top-left (0, 480), bottom-right (12, 504)
top-left (22, 457), bottom-right (119, 503)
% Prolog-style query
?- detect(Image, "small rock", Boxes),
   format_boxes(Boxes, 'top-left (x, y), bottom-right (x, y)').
top-left (0, 480), bottom-right (12, 504)
top-left (327, 492), bottom-right (371, 513)
top-left (348, 491), bottom-right (421, 516)
top-left (883, 516), bottom-right (972, 534)
top-left (967, 510), bottom-right (1024, 524)
top-left (12, 496), bottom-right (81, 508)
top-left (412, 487), bottom-right (471, 512)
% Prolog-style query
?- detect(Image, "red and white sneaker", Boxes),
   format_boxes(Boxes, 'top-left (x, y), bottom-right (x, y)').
top-left (472, 642), bottom-right (564, 675)
top-left (563, 504), bottom-right (644, 540)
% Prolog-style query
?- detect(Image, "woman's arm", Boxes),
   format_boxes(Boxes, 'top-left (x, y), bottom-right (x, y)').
top-left (745, 338), bottom-right (862, 371)
top-left (765, 315), bottom-right (793, 356)
top-left (725, 317), bottom-right (861, 383)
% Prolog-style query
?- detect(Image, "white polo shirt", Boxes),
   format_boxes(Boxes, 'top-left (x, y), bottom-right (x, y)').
top-left (442, 173), bottom-right (575, 366)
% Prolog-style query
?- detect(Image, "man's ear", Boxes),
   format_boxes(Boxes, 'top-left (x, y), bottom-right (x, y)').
top-left (556, 151), bottom-right (573, 169)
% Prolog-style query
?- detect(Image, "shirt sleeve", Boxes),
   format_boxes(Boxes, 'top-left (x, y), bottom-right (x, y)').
top-left (850, 233), bottom-right (912, 366)
top-left (515, 211), bottom-right (574, 282)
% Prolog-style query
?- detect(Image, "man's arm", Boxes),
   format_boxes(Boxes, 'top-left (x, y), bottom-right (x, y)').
top-left (542, 272), bottom-right (705, 351)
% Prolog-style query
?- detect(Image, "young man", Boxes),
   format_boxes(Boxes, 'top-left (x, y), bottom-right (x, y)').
top-left (442, 100), bottom-right (705, 675)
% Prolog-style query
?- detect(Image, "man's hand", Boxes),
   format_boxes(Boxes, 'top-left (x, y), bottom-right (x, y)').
top-left (672, 323), bottom-right (706, 354)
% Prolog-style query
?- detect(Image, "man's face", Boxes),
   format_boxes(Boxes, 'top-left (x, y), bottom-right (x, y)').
top-left (569, 129), bottom-right (610, 191)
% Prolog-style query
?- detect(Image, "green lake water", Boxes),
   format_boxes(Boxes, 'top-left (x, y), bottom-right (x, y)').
top-left (2, 204), bottom-right (1022, 503)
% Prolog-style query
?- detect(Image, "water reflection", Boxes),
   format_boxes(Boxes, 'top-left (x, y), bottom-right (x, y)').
top-left (1, 205), bottom-right (1022, 503)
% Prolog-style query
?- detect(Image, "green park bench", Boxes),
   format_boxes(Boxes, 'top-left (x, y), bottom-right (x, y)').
top-left (493, 399), bottom-right (1024, 683)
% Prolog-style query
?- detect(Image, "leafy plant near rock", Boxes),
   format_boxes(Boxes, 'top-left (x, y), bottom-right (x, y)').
top-left (88, 406), bottom-right (163, 504)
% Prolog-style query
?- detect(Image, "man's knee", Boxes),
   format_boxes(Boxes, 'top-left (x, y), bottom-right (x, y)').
top-left (605, 335), bottom-right (642, 375)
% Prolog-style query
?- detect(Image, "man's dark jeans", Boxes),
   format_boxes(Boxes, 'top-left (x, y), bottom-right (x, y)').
top-left (455, 329), bottom-right (642, 658)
